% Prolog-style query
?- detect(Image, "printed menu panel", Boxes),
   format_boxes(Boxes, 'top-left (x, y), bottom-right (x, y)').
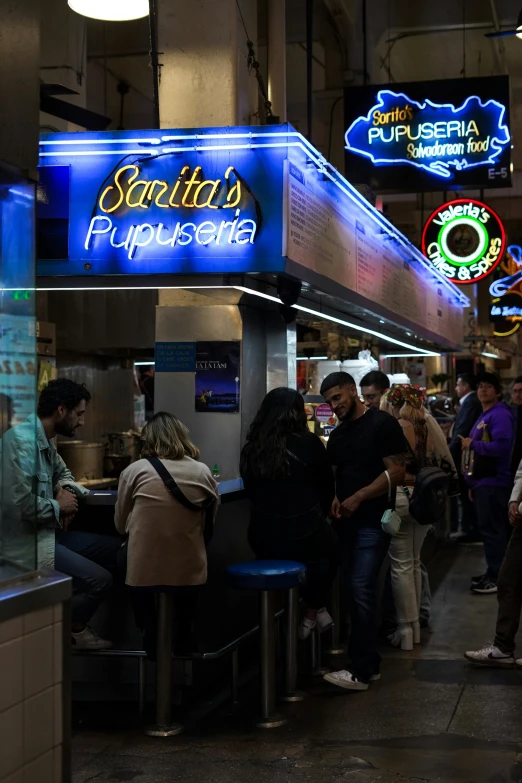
top-left (285, 162), bottom-right (357, 290)
top-left (284, 161), bottom-right (464, 345)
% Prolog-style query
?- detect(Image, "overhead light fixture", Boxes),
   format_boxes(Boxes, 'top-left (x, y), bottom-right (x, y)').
top-left (134, 361), bottom-right (155, 366)
top-left (296, 356), bottom-right (329, 361)
top-left (485, 8), bottom-right (522, 38)
top-left (381, 353), bottom-right (441, 359)
top-left (68, 0), bottom-right (149, 21)
top-left (23, 282), bottom-right (442, 356)
top-left (482, 351), bottom-right (499, 359)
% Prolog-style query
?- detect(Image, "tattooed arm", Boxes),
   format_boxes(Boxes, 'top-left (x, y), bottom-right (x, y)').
top-left (334, 453), bottom-right (406, 519)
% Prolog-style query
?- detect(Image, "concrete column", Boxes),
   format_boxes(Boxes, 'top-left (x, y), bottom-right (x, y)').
top-left (40, 0), bottom-right (87, 132)
top-left (0, 0), bottom-right (40, 175)
top-left (267, 0), bottom-right (286, 121)
top-left (266, 313), bottom-right (296, 391)
top-left (157, 0), bottom-right (258, 128)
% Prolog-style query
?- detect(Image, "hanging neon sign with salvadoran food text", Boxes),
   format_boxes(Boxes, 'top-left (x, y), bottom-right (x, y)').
top-left (345, 91), bottom-right (510, 180)
top-left (85, 162), bottom-right (257, 260)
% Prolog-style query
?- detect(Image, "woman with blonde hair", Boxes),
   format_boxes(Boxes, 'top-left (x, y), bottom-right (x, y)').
top-left (115, 411), bottom-right (219, 655)
top-left (380, 384), bottom-right (436, 651)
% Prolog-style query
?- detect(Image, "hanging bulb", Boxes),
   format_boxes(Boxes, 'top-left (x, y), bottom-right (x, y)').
top-left (68, 0), bottom-right (149, 22)
top-left (516, 8), bottom-right (522, 39)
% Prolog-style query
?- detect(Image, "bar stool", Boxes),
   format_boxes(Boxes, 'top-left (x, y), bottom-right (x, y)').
top-left (227, 560), bottom-right (307, 728)
top-left (144, 591), bottom-right (184, 738)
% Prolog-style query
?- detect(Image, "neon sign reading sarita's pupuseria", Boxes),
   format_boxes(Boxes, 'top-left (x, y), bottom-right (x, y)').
top-left (85, 162), bottom-right (257, 259)
top-left (345, 91), bottom-right (510, 179)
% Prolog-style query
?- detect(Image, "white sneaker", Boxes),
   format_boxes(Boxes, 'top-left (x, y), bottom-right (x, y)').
top-left (298, 617), bottom-right (316, 641)
top-left (369, 672), bottom-right (381, 682)
top-left (464, 643), bottom-right (514, 668)
top-left (316, 608), bottom-right (333, 633)
top-left (72, 626), bottom-right (112, 650)
top-left (323, 670), bottom-right (369, 691)
top-left (516, 659), bottom-right (522, 669)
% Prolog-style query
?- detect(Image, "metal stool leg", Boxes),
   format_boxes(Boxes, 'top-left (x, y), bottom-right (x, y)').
top-left (281, 587), bottom-right (305, 702)
top-left (326, 571), bottom-right (346, 655)
top-left (230, 647), bottom-right (240, 708)
top-left (310, 626), bottom-right (330, 677)
top-left (145, 593), bottom-right (184, 737)
top-left (257, 590), bottom-right (287, 728)
top-left (138, 656), bottom-right (146, 718)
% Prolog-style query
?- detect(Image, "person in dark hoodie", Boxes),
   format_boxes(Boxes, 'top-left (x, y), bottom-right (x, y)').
top-left (461, 372), bottom-right (515, 595)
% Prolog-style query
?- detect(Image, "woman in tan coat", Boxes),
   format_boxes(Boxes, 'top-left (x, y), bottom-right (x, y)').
top-left (115, 411), bottom-right (219, 655)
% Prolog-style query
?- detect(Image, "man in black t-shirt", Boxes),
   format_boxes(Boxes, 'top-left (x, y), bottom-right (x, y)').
top-left (320, 371), bottom-right (407, 691)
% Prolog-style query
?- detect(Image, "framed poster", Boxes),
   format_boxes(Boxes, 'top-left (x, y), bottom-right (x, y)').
top-left (195, 341), bottom-right (240, 413)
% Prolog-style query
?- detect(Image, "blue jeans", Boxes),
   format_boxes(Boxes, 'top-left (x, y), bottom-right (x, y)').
top-left (473, 485), bottom-right (511, 581)
top-left (337, 524), bottom-right (390, 683)
top-left (55, 531), bottom-right (123, 626)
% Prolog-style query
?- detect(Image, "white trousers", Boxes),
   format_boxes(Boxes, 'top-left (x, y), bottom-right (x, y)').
top-left (389, 490), bottom-right (430, 624)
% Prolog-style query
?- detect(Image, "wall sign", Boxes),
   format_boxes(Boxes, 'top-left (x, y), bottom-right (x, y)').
top-left (489, 245), bottom-right (522, 337)
top-left (421, 199), bottom-right (505, 285)
top-left (195, 341), bottom-right (240, 413)
top-left (36, 128), bottom-right (284, 277)
top-left (344, 76), bottom-right (511, 192)
top-left (155, 342), bottom-right (196, 372)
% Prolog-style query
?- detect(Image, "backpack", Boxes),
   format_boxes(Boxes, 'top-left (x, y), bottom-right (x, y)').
top-left (407, 465), bottom-right (450, 526)
top-left (405, 432), bottom-right (450, 526)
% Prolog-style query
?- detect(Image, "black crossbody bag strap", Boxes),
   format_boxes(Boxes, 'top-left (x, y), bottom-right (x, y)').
top-left (146, 455), bottom-right (201, 512)
top-left (146, 455), bottom-right (215, 545)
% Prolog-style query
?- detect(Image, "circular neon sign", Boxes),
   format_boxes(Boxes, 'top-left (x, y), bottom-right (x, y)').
top-left (421, 199), bottom-right (505, 285)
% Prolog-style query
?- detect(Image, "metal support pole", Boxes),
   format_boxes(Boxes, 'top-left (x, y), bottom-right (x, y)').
top-left (257, 591), bottom-right (288, 728)
top-left (326, 571), bottom-right (346, 655)
top-left (306, 0), bottom-right (313, 141)
top-left (148, 0), bottom-right (161, 128)
top-left (145, 593), bottom-right (183, 737)
top-left (281, 587), bottom-right (305, 702)
top-left (310, 627), bottom-right (329, 677)
top-left (231, 647), bottom-right (240, 708)
top-left (138, 657), bottom-right (146, 717)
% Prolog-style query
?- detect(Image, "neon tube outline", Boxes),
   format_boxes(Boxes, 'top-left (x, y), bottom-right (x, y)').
top-left (344, 91), bottom-right (510, 179)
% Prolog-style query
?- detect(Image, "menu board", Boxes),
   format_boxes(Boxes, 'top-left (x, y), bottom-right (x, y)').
top-left (284, 161), bottom-right (464, 345)
top-left (285, 162), bottom-right (357, 290)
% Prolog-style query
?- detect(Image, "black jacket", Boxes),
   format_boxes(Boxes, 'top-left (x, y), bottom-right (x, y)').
top-left (449, 391), bottom-right (483, 468)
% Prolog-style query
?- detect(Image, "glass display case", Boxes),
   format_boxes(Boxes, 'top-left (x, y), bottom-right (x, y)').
top-left (0, 164), bottom-right (38, 581)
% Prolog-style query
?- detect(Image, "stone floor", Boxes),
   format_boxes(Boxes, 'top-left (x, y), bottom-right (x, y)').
top-left (71, 544), bottom-right (522, 783)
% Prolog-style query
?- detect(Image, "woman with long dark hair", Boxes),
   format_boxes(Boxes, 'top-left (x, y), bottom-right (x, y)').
top-left (240, 388), bottom-right (338, 639)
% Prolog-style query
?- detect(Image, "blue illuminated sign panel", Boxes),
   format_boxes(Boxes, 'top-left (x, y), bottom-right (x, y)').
top-left (344, 76), bottom-right (511, 192)
top-left (37, 127), bottom-right (286, 277)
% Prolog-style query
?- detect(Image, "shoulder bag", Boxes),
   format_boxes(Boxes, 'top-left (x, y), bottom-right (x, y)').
top-left (381, 469), bottom-right (401, 536)
top-left (146, 455), bottom-right (215, 546)
top-left (403, 438), bottom-right (449, 526)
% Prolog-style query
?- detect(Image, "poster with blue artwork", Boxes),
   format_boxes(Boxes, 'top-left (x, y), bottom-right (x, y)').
top-left (195, 342), bottom-right (240, 413)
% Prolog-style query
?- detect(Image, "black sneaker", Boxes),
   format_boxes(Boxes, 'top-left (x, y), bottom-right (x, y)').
top-left (471, 573), bottom-right (487, 586)
top-left (472, 578), bottom-right (498, 595)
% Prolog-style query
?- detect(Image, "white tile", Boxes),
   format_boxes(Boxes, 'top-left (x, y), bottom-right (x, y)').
top-left (24, 626), bottom-right (53, 698)
top-left (0, 616), bottom-right (23, 644)
top-left (53, 603), bottom-right (63, 624)
top-left (0, 703), bottom-right (23, 779)
top-left (23, 750), bottom-right (54, 783)
top-left (53, 685), bottom-right (62, 747)
top-left (23, 607), bottom-right (54, 634)
top-left (53, 622), bottom-right (63, 685)
top-left (24, 688), bottom-right (54, 763)
top-left (53, 746), bottom-right (62, 783)
top-left (0, 638), bottom-right (23, 712)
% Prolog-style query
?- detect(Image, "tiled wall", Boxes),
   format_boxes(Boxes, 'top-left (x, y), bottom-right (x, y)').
top-left (0, 604), bottom-right (64, 783)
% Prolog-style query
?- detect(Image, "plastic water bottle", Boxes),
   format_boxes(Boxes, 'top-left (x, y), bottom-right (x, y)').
top-left (212, 464), bottom-right (220, 481)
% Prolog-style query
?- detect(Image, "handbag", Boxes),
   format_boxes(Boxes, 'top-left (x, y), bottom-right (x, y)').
top-left (381, 469), bottom-right (401, 536)
top-left (146, 455), bottom-right (215, 546)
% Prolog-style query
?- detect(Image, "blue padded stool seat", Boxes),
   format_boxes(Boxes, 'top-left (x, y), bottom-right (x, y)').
top-left (227, 560), bottom-right (306, 591)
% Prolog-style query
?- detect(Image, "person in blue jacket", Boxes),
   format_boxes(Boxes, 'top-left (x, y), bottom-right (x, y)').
top-left (461, 372), bottom-right (515, 595)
